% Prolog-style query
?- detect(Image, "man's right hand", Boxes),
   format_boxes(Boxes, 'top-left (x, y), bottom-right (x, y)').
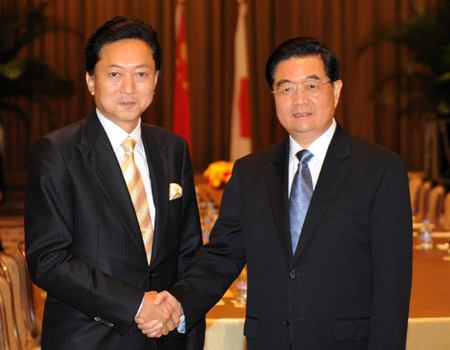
top-left (134, 291), bottom-right (181, 338)
top-left (135, 291), bottom-right (183, 338)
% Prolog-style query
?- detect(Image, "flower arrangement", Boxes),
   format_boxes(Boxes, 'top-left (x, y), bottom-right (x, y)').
top-left (203, 161), bottom-right (234, 189)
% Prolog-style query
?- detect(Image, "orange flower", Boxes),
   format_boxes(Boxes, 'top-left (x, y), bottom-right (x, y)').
top-left (203, 161), bottom-right (234, 189)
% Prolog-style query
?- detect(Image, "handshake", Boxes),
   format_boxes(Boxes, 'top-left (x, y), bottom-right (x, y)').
top-left (134, 291), bottom-right (183, 338)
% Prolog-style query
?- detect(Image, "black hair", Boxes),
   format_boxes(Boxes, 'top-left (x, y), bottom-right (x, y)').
top-left (265, 37), bottom-right (340, 90)
top-left (84, 16), bottom-right (162, 75)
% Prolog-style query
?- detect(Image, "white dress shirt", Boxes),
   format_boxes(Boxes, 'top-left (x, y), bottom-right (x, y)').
top-left (96, 109), bottom-right (156, 229)
top-left (288, 118), bottom-right (337, 196)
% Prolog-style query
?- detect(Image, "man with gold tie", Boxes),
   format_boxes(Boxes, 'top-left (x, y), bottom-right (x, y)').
top-left (25, 16), bottom-right (204, 350)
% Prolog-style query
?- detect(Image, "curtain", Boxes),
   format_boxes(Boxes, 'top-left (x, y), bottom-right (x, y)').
top-left (1, 0), bottom-right (430, 184)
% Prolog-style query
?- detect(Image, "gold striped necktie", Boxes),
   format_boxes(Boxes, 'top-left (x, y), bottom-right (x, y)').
top-left (121, 136), bottom-right (153, 264)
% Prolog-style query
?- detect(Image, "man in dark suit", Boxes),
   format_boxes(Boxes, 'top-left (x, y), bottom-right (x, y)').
top-left (25, 16), bottom-right (204, 350)
top-left (143, 37), bottom-right (412, 349)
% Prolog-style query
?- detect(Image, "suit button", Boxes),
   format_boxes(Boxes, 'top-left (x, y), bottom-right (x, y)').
top-left (289, 270), bottom-right (296, 279)
top-left (282, 319), bottom-right (290, 327)
top-left (107, 323), bottom-right (114, 328)
top-left (94, 317), bottom-right (101, 322)
top-left (148, 272), bottom-right (157, 279)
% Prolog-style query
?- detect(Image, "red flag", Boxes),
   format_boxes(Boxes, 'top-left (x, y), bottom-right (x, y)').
top-left (173, 2), bottom-right (193, 156)
top-left (230, 2), bottom-right (252, 162)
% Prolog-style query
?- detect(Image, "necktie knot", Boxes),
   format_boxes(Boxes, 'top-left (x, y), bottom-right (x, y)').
top-left (296, 149), bottom-right (313, 165)
top-left (121, 136), bottom-right (137, 154)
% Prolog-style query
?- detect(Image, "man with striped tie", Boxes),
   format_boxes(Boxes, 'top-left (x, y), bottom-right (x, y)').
top-left (25, 16), bottom-right (204, 350)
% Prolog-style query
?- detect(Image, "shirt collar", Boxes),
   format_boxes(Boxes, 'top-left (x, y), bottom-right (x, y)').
top-left (289, 118), bottom-right (336, 164)
top-left (96, 108), bottom-right (143, 153)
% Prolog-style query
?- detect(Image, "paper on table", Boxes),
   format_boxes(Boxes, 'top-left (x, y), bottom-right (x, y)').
top-left (216, 299), bottom-right (225, 306)
top-left (412, 231), bottom-right (450, 238)
top-left (230, 300), bottom-right (246, 308)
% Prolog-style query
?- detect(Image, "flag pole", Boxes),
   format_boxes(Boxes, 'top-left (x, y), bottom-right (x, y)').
top-left (230, 0), bottom-right (252, 161)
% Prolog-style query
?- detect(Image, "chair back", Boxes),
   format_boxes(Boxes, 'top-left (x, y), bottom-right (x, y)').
top-left (409, 176), bottom-right (423, 215)
top-left (425, 185), bottom-right (445, 225)
top-left (15, 242), bottom-right (38, 338)
top-left (0, 288), bottom-right (11, 350)
top-left (415, 180), bottom-right (432, 222)
top-left (0, 253), bottom-right (37, 349)
top-left (0, 261), bottom-right (22, 350)
top-left (441, 192), bottom-right (450, 230)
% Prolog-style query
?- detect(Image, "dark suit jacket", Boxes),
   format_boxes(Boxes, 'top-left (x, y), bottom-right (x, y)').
top-left (172, 125), bottom-right (412, 350)
top-left (25, 110), bottom-right (205, 350)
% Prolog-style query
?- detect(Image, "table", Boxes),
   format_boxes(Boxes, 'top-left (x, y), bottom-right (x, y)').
top-left (406, 236), bottom-right (450, 350)
top-left (197, 177), bottom-right (450, 349)
top-left (203, 237), bottom-right (450, 350)
top-left (195, 177), bottom-right (223, 243)
top-left (410, 237), bottom-right (450, 317)
top-left (205, 294), bottom-right (246, 350)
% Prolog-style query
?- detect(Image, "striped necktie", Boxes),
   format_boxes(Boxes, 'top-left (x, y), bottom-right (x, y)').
top-left (289, 149), bottom-right (314, 254)
top-left (121, 136), bottom-right (153, 264)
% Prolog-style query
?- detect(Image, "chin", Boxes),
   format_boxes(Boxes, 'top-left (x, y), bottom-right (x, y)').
top-left (291, 124), bottom-right (314, 133)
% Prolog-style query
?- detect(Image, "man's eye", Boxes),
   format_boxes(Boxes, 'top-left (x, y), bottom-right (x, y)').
top-left (306, 83), bottom-right (317, 90)
top-left (137, 72), bottom-right (147, 77)
top-left (282, 86), bottom-right (294, 93)
top-left (109, 72), bottom-right (119, 77)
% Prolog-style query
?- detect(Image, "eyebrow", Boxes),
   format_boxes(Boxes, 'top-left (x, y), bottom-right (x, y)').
top-left (107, 64), bottom-right (151, 69)
top-left (275, 74), bottom-right (322, 87)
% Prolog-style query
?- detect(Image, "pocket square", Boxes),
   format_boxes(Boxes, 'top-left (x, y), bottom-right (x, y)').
top-left (169, 183), bottom-right (183, 200)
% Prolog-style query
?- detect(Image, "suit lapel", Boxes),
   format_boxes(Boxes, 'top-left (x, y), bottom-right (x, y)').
top-left (77, 111), bottom-right (147, 260)
top-left (141, 125), bottom-right (168, 268)
top-left (263, 139), bottom-right (294, 266)
top-left (293, 125), bottom-right (351, 263)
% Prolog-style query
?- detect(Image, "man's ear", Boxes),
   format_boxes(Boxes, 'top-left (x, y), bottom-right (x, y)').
top-left (86, 72), bottom-right (95, 96)
top-left (154, 71), bottom-right (159, 89)
top-left (333, 79), bottom-right (343, 108)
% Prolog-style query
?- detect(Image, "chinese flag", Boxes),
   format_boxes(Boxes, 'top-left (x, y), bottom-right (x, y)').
top-left (173, 2), bottom-right (193, 156)
top-left (230, 1), bottom-right (252, 162)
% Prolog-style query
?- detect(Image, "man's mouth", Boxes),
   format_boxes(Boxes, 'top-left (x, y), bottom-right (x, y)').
top-left (292, 112), bottom-right (311, 117)
top-left (120, 101), bottom-right (136, 106)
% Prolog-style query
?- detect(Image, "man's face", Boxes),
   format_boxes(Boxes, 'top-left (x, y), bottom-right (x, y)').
top-left (86, 39), bottom-right (158, 133)
top-left (272, 55), bottom-right (342, 148)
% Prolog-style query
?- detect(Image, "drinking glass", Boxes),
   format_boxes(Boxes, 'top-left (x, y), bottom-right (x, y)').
top-left (442, 239), bottom-right (450, 261)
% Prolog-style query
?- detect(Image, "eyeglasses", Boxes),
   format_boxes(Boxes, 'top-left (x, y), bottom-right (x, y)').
top-left (272, 79), bottom-right (331, 99)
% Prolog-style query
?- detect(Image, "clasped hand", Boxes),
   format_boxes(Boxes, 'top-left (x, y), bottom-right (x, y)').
top-left (135, 291), bottom-right (182, 338)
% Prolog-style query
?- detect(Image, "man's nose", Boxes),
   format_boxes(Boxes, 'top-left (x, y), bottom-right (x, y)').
top-left (121, 75), bottom-right (136, 94)
top-left (294, 86), bottom-right (309, 105)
